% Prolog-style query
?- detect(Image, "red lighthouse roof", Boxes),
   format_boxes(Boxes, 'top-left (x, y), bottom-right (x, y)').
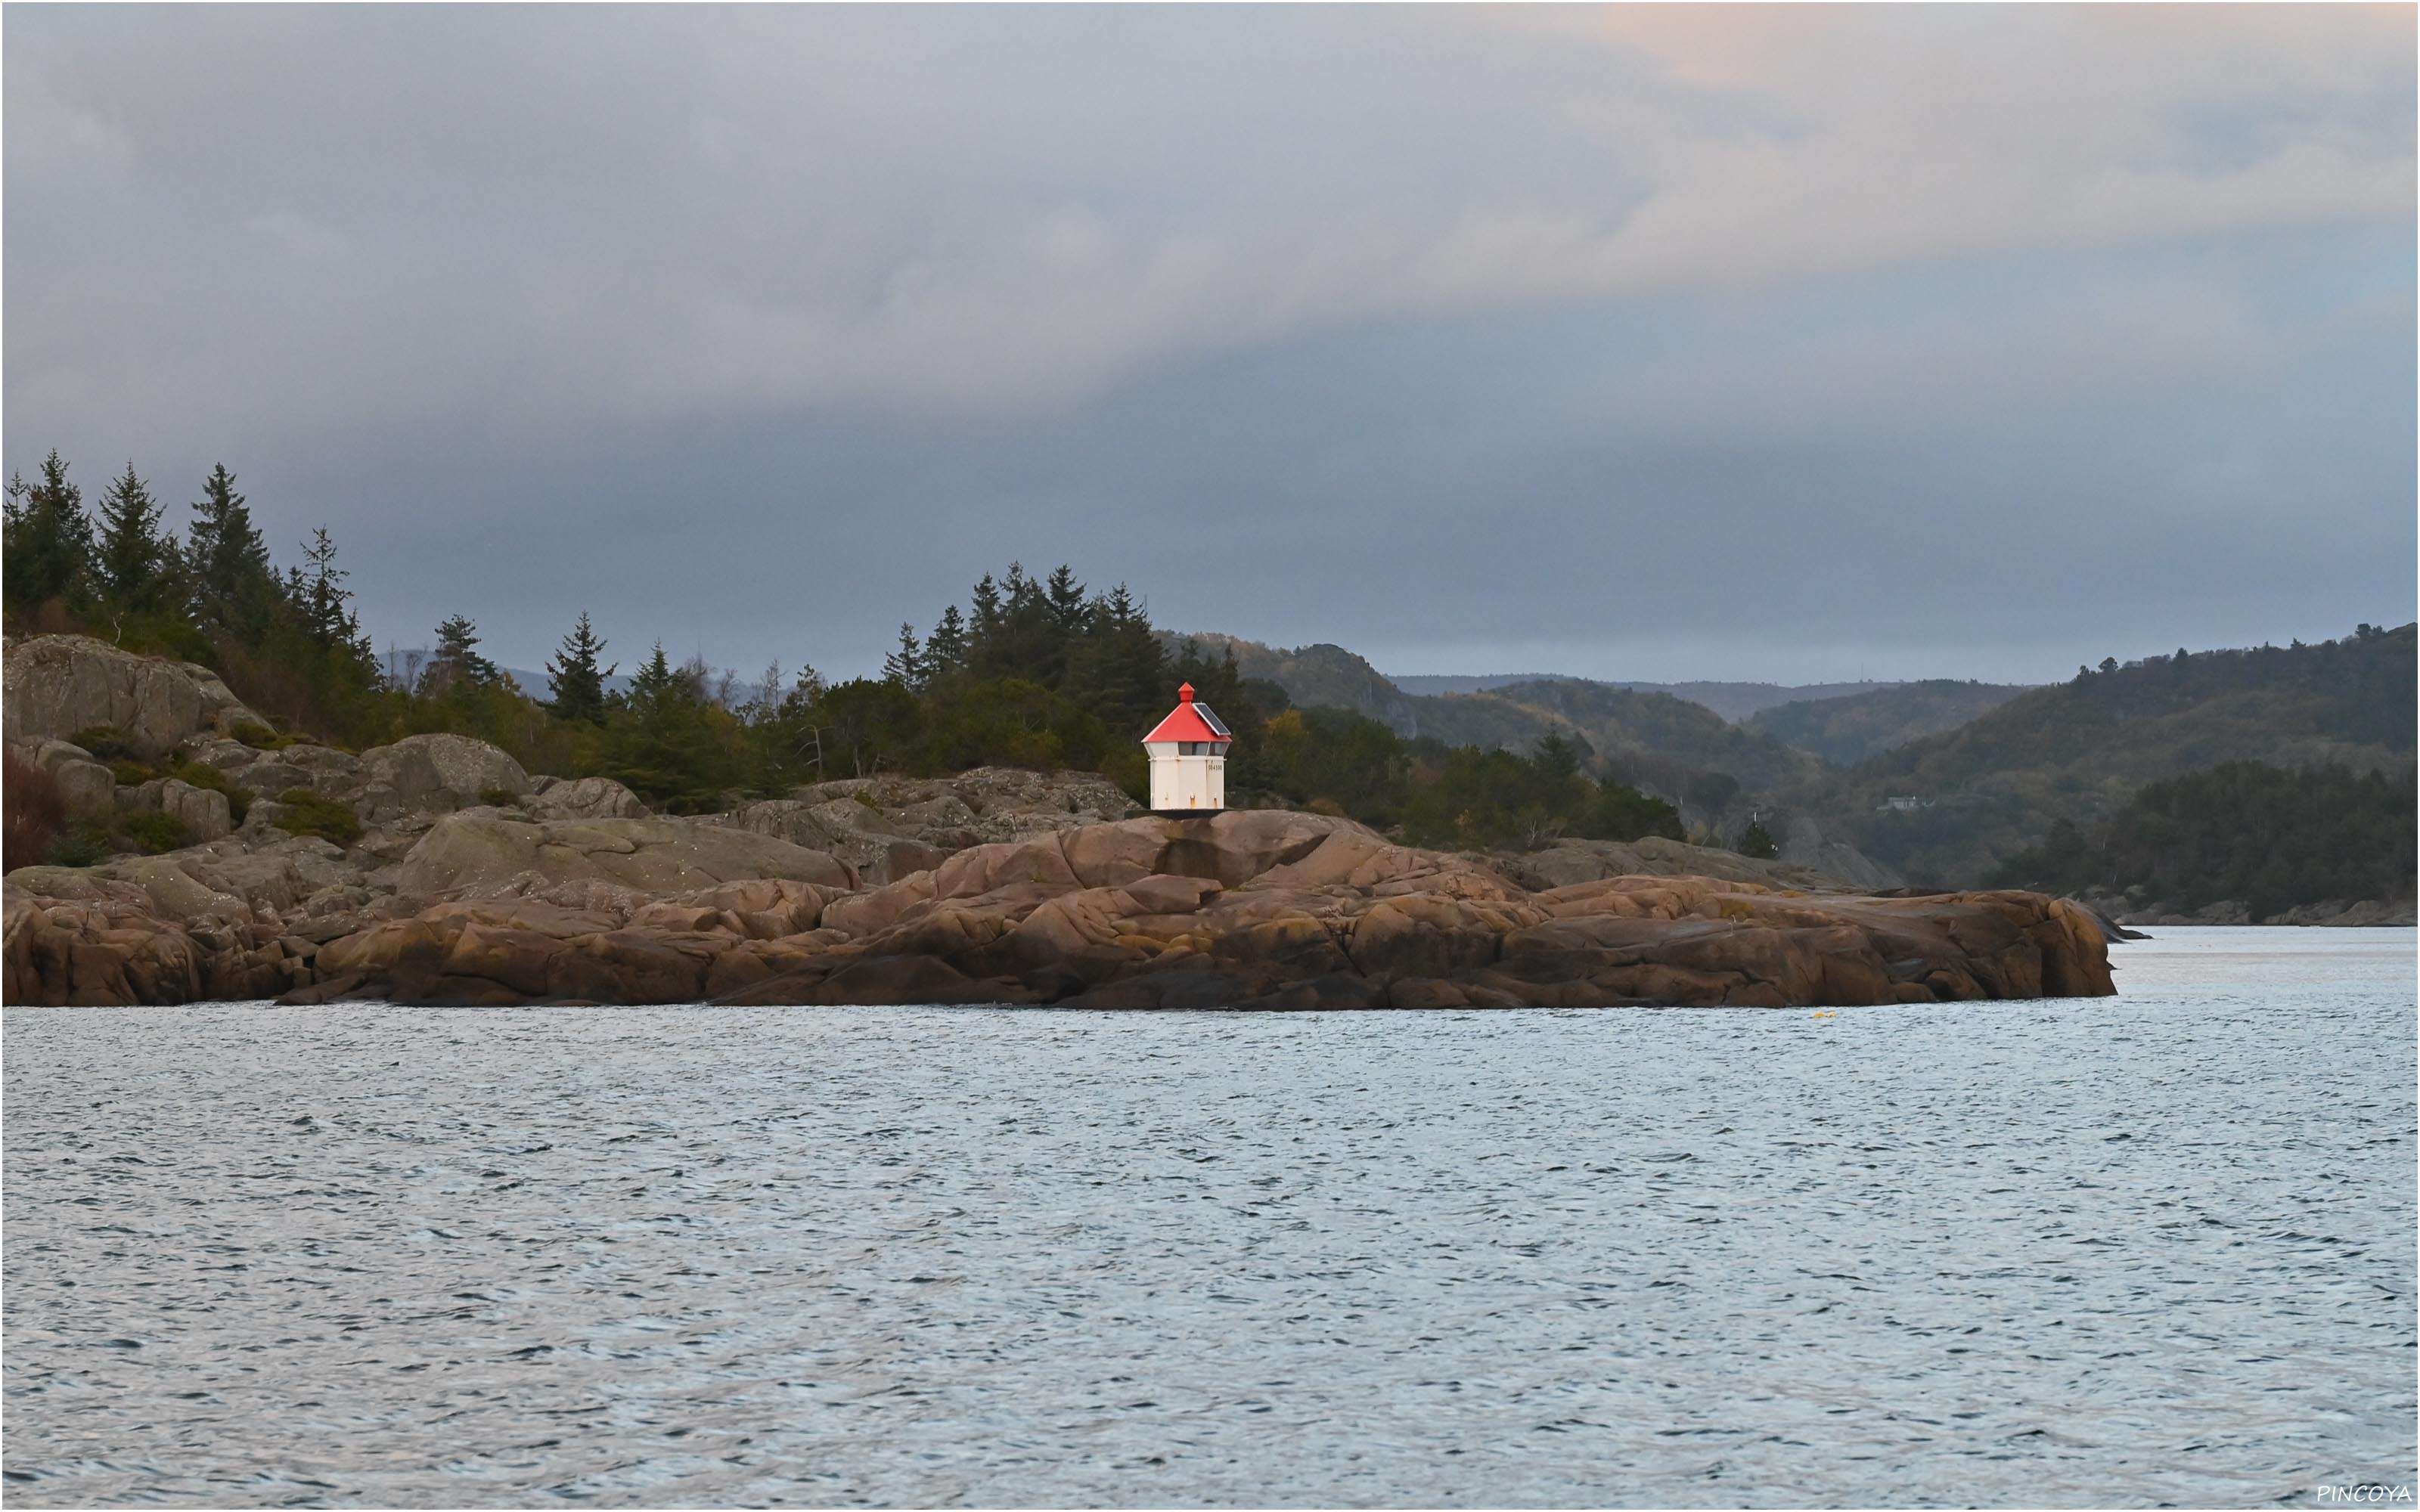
top-left (1141, 683), bottom-right (1233, 745)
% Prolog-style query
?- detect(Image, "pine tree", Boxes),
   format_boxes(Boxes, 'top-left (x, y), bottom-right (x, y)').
top-left (92, 462), bottom-right (182, 615)
top-left (2, 451), bottom-right (94, 614)
top-left (424, 613), bottom-right (500, 695)
top-left (883, 622), bottom-right (929, 691)
top-left (544, 611), bottom-right (616, 723)
top-left (186, 464), bottom-right (278, 639)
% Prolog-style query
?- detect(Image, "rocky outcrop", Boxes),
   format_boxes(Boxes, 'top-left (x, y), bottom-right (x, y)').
top-left (297, 879), bottom-right (847, 1007)
top-left (2, 843), bottom-right (351, 1005)
top-left (350, 734), bottom-right (532, 821)
top-left (1503, 835), bottom-right (1855, 894)
top-left (391, 810), bottom-right (853, 899)
top-left (2, 634), bottom-right (268, 747)
top-left (527, 776), bottom-right (650, 821)
top-left (718, 797), bottom-right (951, 888)
top-left (8, 736), bottom-right (116, 810)
top-left (5, 808), bottom-right (2114, 1009)
top-left (365, 812), bottom-right (2109, 1007)
top-left (2, 698), bottom-right (2114, 1010)
top-left (711, 766), bottom-right (1137, 886)
top-left (1775, 814), bottom-right (1906, 892)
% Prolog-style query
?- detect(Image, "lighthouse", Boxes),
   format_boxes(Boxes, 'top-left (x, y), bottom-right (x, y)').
top-left (1141, 682), bottom-right (1233, 813)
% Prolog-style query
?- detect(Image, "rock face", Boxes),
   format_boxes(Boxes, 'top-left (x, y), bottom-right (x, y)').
top-left (8, 736), bottom-right (116, 810)
top-left (117, 777), bottom-right (234, 842)
top-left (351, 734), bottom-right (532, 821)
top-left (528, 776), bottom-right (650, 821)
top-left (6, 808), bottom-right (2114, 1009)
top-left (1776, 814), bottom-right (1906, 893)
top-left (392, 811), bottom-right (853, 899)
top-left (1504, 835), bottom-right (1851, 894)
top-left (2, 635), bottom-right (268, 747)
top-left (2, 839), bottom-right (354, 1005)
top-left (712, 766), bottom-right (1137, 887)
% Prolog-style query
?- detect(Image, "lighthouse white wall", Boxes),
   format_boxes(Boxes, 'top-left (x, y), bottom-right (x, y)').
top-left (1145, 741), bottom-right (1226, 812)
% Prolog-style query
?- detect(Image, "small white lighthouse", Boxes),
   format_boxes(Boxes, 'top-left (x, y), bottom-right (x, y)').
top-left (1142, 682), bottom-right (1233, 814)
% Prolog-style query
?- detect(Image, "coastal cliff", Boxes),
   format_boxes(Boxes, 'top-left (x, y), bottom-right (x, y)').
top-left (6, 807), bottom-right (2112, 1009)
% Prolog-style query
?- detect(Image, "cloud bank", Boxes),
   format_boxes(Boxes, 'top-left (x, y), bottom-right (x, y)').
top-left (6, 5), bottom-right (2412, 682)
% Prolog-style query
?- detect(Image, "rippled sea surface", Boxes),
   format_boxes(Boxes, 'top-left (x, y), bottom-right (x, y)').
top-left (5, 927), bottom-right (2413, 1507)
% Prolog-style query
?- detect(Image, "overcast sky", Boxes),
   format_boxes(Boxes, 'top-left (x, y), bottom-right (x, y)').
top-left (7, 5), bottom-right (2412, 686)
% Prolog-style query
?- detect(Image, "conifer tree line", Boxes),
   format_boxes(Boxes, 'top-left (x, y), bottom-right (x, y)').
top-left (4, 451), bottom-right (1683, 847)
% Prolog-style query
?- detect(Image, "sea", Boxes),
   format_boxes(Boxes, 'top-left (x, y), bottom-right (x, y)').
top-left (4, 927), bottom-right (2412, 1507)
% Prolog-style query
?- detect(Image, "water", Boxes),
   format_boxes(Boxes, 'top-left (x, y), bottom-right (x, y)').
top-left (5, 928), bottom-right (2412, 1507)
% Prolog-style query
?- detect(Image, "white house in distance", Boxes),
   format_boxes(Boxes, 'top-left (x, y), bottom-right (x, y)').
top-left (1141, 682), bottom-right (1233, 813)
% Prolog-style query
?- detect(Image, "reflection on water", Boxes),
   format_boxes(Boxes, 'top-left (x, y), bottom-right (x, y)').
top-left (5, 928), bottom-right (2412, 1506)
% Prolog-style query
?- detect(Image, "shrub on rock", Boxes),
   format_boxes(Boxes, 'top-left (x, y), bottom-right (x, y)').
top-left (4, 753), bottom-right (67, 872)
top-left (119, 809), bottom-right (195, 855)
top-left (274, 789), bottom-right (364, 846)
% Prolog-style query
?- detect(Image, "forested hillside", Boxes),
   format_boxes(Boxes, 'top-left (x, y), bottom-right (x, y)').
top-left (1162, 634), bottom-right (1820, 809)
top-left (1750, 680), bottom-right (2030, 765)
top-left (1794, 627), bottom-right (2416, 885)
top-left (1991, 762), bottom-right (2415, 922)
top-left (1450, 680), bottom-right (1821, 799)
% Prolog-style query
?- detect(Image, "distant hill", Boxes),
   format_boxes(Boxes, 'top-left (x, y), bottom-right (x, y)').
top-left (1162, 631), bottom-right (1821, 803)
top-left (1392, 673), bottom-right (1890, 722)
top-left (1458, 679), bottom-right (1823, 798)
top-left (1173, 636), bottom-right (1429, 733)
top-left (1791, 624), bottom-right (2417, 886)
top-left (1750, 680), bottom-right (2031, 766)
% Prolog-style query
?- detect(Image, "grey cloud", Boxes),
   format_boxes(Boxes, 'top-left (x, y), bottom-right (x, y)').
top-left (3, 5), bottom-right (2411, 685)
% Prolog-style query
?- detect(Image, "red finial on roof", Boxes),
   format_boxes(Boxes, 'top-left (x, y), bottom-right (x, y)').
top-left (1178, 683), bottom-right (1196, 702)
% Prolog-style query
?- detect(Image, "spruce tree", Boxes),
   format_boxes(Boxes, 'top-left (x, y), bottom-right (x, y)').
top-left (2, 451), bottom-right (94, 614)
top-left (425, 613), bottom-right (500, 694)
top-left (924, 605), bottom-right (970, 681)
top-left (1081, 582), bottom-right (1165, 728)
top-left (293, 527), bottom-right (368, 655)
top-left (625, 640), bottom-right (682, 707)
top-left (969, 572), bottom-right (1004, 652)
top-left (883, 622), bottom-right (929, 691)
top-left (186, 464), bottom-right (278, 639)
top-left (600, 642), bottom-right (739, 812)
top-left (1532, 730), bottom-right (1584, 785)
top-left (544, 611), bottom-right (616, 723)
top-left (93, 462), bottom-right (182, 615)
top-left (1045, 565), bottom-right (1088, 635)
